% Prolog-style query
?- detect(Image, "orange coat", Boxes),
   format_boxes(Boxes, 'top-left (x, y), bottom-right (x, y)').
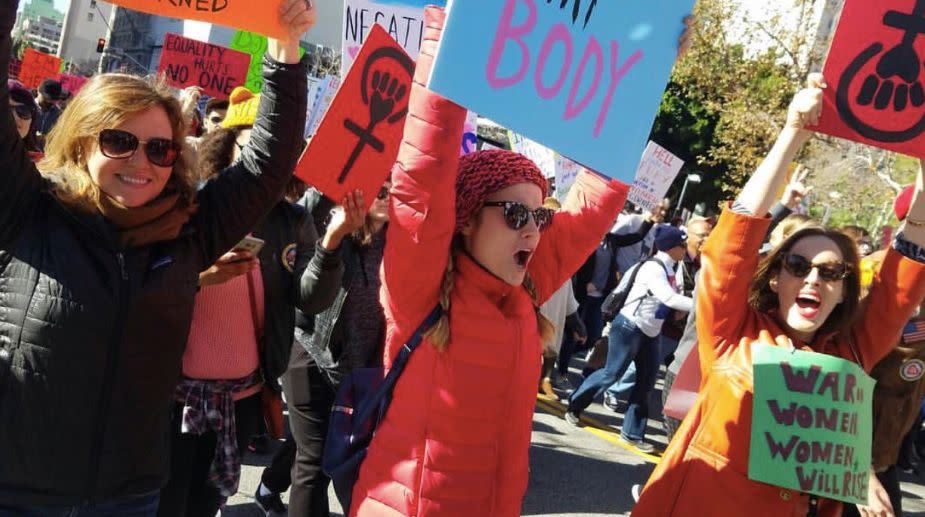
top-left (348, 8), bottom-right (628, 516)
top-left (633, 208), bottom-right (925, 517)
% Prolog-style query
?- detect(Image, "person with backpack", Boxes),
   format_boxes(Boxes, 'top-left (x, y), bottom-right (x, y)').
top-left (564, 224), bottom-right (693, 453)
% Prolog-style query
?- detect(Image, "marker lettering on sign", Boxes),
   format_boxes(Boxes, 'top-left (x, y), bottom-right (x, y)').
top-left (486, 0), bottom-right (643, 138)
top-left (345, 7), bottom-right (424, 53)
top-left (159, 33), bottom-right (249, 99)
top-left (157, 0), bottom-right (229, 13)
top-left (780, 362), bottom-right (862, 402)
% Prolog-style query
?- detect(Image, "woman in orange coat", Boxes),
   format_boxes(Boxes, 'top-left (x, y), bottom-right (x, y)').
top-left (633, 75), bottom-right (925, 516)
top-left (348, 7), bottom-right (627, 517)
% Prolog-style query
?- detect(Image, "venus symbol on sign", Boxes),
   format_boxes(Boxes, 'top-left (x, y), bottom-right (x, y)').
top-left (338, 47), bottom-right (414, 184)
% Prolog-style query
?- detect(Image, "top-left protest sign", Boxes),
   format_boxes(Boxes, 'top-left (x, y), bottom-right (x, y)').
top-left (102, 0), bottom-right (287, 39)
top-left (19, 48), bottom-right (63, 90)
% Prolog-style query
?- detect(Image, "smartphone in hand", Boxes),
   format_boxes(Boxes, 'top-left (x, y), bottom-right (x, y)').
top-left (233, 235), bottom-right (265, 257)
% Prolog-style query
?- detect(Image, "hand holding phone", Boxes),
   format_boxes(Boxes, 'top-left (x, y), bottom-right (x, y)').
top-left (199, 249), bottom-right (259, 287)
top-left (234, 235), bottom-right (266, 256)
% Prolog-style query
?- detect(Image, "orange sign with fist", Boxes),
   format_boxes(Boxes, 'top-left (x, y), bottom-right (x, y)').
top-left (294, 24), bottom-right (414, 209)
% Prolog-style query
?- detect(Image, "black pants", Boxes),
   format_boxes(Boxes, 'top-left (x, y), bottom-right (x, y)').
top-left (282, 344), bottom-right (337, 517)
top-left (261, 434), bottom-right (296, 494)
top-left (841, 466), bottom-right (903, 517)
top-left (157, 392), bottom-right (262, 517)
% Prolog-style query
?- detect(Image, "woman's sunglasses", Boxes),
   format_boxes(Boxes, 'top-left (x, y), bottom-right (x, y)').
top-left (376, 186), bottom-right (390, 200)
top-left (781, 253), bottom-right (851, 282)
top-left (10, 103), bottom-right (34, 120)
top-left (482, 201), bottom-right (554, 232)
top-left (98, 128), bottom-right (181, 168)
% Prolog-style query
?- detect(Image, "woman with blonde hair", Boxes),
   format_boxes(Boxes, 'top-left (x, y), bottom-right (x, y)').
top-left (633, 75), bottom-right (925, 516)
top-left (0, 1), bottom-right (315, 514)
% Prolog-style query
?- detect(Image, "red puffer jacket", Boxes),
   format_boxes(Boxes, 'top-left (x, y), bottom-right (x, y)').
top-left (348, 8), bottom-right (628, 516)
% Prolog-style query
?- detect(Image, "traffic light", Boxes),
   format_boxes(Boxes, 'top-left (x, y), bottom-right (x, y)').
top-left (96, 38), bottom-right (105, 53)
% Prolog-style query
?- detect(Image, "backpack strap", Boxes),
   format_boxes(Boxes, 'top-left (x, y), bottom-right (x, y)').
top-left (625, 258), bottom-right (661, 315)
top-left (370, 305), bottom-right (443, 425)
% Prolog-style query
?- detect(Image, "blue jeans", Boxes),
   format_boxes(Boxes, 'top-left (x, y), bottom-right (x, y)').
top-left (606, 335), bottom-right (679, 399)
top-left (0, 492), bottom-right (159, 517)
top-left (568, 315), bottom-right (659, 440)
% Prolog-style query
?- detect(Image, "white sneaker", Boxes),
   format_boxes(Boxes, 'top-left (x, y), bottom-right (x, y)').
top-left (631, 483), bottom-right (642, 502)
top-left (564, 411), bottom-right (581, 426)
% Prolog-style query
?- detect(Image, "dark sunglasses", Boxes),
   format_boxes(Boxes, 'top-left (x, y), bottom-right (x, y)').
top-left (98, 129), bottom-right (181, 168)
top-left (208, 116), bottom-right (224, 124)
top-left (781, 253), bottom-right (851, 282)
top-left (482, 201), bottom-right (554, 232)
top-left (377, 186), bottom-right (390, 200)
top-left (10, 103), bottom-right (34, 120)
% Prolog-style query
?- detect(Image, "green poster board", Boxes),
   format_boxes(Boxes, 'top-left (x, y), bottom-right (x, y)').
top-left (749, 343), bottom-right (874, 506)
top-left (230, 30), bottom-right (304, 93)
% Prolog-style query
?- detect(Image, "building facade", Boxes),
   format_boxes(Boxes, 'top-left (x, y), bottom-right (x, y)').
top-left (58, 0), bottom-right (114, 75)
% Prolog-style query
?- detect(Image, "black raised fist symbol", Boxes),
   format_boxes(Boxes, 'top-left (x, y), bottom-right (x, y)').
top-left (369, 70), bottom-right (407, 126)
top-left (857, 0), bottom-right (925, 111)
top-left (857, 41), bottom-right (924, 111)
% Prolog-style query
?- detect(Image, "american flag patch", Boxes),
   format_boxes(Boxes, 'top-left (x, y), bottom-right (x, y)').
top-left (903, 320), bottom-right (925, 344)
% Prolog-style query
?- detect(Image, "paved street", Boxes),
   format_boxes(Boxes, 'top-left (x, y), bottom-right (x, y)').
top-left (225, 364), bottom-right (925, 516)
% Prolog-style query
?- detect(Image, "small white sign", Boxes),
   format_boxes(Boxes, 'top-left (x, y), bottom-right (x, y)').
top-left (509, 132), bottom-right (556, 179)
top-left (554, 154), bottom-right (581, 202)
top-left (628, 141), bottom-right (684, 212)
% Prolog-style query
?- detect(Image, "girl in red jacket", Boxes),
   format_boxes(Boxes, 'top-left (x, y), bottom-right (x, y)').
top-left (348, 7), bottom-right (628, 517)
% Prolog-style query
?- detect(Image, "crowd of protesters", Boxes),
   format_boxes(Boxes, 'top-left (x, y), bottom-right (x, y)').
top-left (4, 2), bottom-right (925, 517)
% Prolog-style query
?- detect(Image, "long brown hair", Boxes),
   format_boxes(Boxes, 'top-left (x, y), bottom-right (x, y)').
top-left (748, 226), bottom-right (862, 339)
top-left (424, 235), bottom-right (555, 351)
top-left (39, 74), bottom-right (195, 211)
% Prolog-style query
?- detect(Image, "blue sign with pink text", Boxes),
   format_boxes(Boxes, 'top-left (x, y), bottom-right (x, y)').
top-left (428, 0), bottom-right (693, 183)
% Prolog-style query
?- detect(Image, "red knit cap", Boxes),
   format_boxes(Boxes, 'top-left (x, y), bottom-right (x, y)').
top-left (455, 150), bottom-right (549, 232)
top-left (895, 185), bottom-right (915, 221)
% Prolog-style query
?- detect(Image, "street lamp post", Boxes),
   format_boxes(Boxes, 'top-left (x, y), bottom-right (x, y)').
top-left (673, 172), bottom-right (702, 221)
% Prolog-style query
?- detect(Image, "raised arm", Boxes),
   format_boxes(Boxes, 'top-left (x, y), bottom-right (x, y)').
top-left (527, 170), bottom-right (628, 305)
top-left (853, 165), bottom-right (925, 369)
top-left (191, 2), bottom-right (313, 268)
top-left (696, 77), bottom-right (823, 368)
top-left (607, 218), bottom-right (654, 247)
top-left (735, 75), bottom-right (823, 217)
top-left (0, 0), bottom-right (43, 248)
top-left (380, 7), bottom-right (466, 345)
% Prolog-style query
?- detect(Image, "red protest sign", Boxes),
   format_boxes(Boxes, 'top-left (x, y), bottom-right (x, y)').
top-left (814, 0), bottom-right (925, 157)
top-left (59, 74), bottom-right (89, 95)
top-left (19, 48), bottom-right (63, 90)
top-left (105, 0), bottom-right (287, 39)
top-left (157, 33), bottom-right (250, 99)
top-left (294, 24), bottom-right (414, 209)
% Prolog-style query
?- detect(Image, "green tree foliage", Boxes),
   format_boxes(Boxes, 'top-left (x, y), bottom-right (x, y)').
top-left (649, 0), bottom-right (816, 212)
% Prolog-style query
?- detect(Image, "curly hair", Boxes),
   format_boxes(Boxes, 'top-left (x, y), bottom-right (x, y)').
top-left (196, 127), bottom-right (240, 181)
